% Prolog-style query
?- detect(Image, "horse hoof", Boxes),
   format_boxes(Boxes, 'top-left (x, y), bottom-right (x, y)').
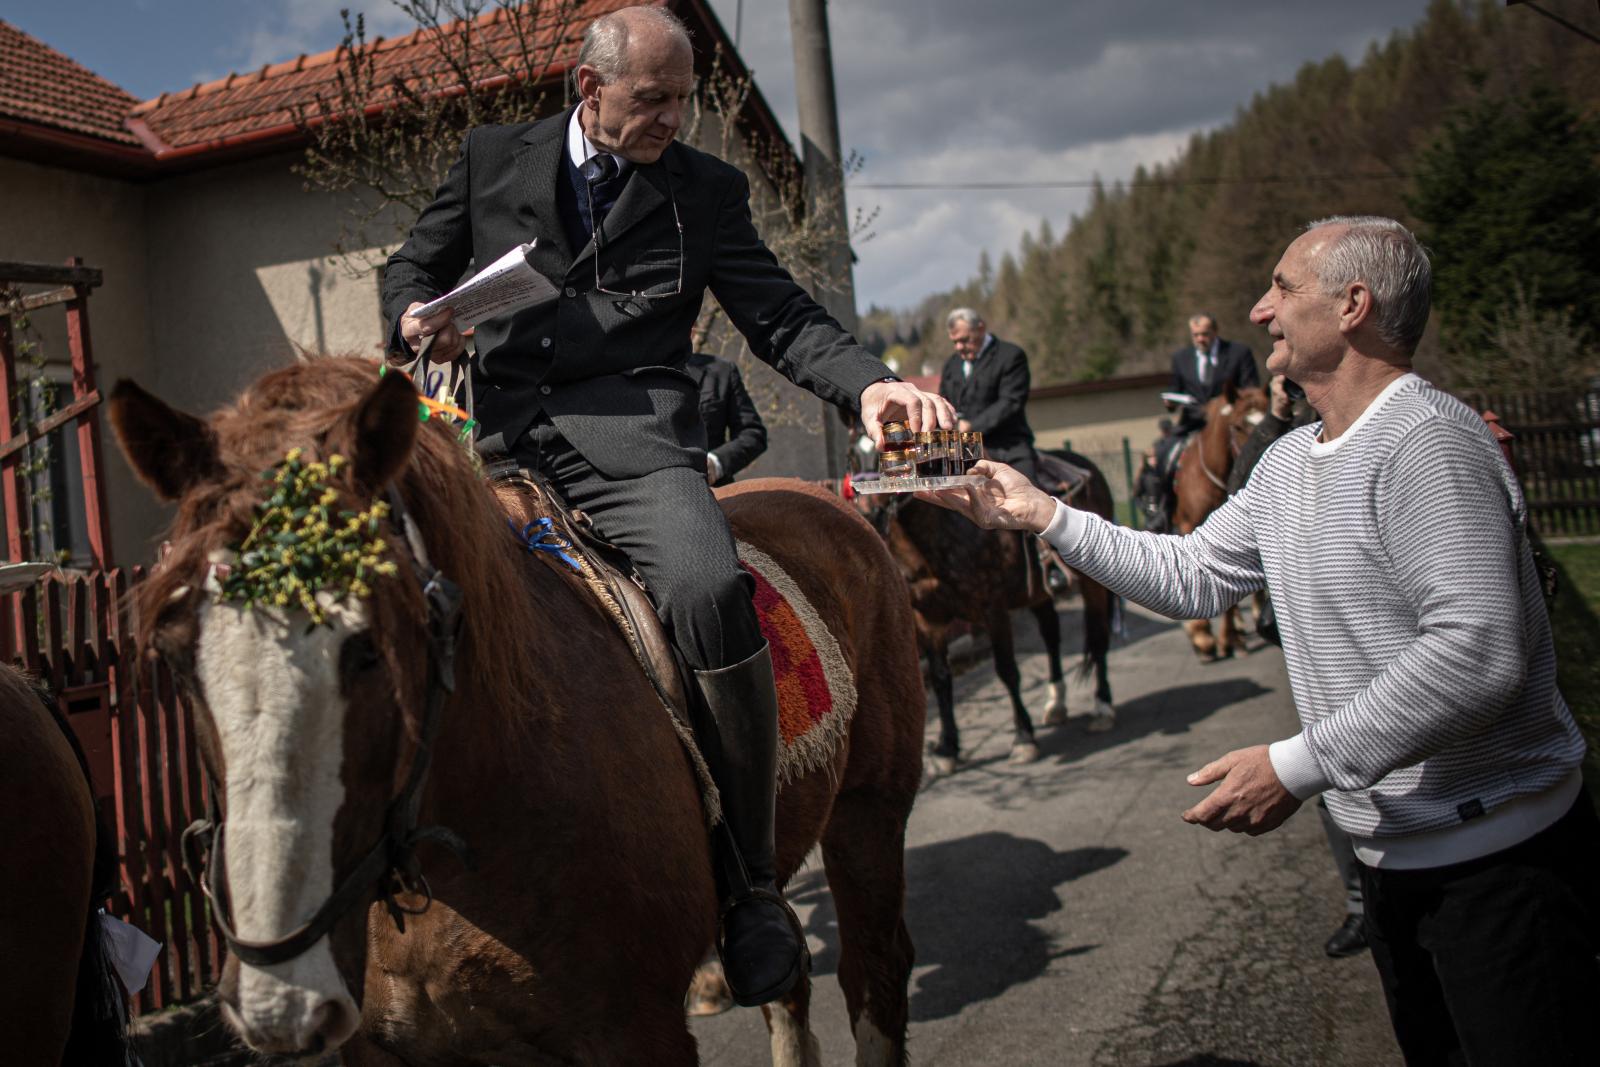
top-left (1041, 705), bottom-right (1067, 727)
top-left (925, 747), bottom-right (960, 777)
top-left (1009, 742), bottom-right (1041, 764)
top-left (1086, 706), bottom-right (1116, 733)
top-left (685, 960), bottom-right (734, 1017)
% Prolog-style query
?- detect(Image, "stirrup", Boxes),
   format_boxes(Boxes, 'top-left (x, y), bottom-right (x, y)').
top-left (714, 886), bottom-right (811, 1007)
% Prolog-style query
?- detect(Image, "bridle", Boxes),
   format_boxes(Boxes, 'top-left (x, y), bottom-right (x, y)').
top-left (181, 486), bottom-right (468, 968)
top-left (1186, 405), bottom-right (1258, 494)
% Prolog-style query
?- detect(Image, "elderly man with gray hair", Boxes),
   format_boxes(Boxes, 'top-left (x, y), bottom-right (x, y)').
top-left (922, 216), bottom-right (1599, 1064)
top-left (383, 4), bottom-right (954, 1008)
top-left (938, 308), bottom-right (1039, 484)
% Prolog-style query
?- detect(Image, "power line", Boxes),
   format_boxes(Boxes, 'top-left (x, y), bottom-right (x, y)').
top-left (850, 174), bottom-right (1409, 191)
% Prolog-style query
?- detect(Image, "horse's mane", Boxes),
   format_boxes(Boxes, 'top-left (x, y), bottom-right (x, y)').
top-left (134, 358), bottom-right (566, 757)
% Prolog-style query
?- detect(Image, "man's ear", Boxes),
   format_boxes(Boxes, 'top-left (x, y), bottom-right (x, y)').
top-left (335, 370), bottom-right (419, 492)
top-left (108, 380), bottom-right (225, 500)
top-left (1341, 282), bottom-right (1374, 334)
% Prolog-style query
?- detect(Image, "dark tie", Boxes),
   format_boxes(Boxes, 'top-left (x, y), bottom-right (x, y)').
top-left (583, 154), bottom-right (624, 237)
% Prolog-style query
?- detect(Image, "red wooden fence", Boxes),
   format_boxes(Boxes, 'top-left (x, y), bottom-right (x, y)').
top-left (5, 569), bottom-right (220, 1015)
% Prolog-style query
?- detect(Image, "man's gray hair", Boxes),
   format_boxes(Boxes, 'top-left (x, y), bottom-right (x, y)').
top-left (1304, 215), bottom-right (1432, 354)
top-left (946, 307), bottom-right (986, 331)
top-left (576, 6), bottom-right (693, 85)
top-left (1188, 312), bottom-right (1217, 329)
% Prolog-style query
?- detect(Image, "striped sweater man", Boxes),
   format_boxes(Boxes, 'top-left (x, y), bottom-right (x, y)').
top-left (1043, 373), bottom-right (1586, 865)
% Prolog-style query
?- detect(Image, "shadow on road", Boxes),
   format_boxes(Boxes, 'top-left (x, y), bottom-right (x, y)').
top-left (1042, 677), bottom-right (1274, 765)
top-left (1150, 1058), bottom-right (1267, 1067)
top-left (784, 832), bottom-right (1126, 1023)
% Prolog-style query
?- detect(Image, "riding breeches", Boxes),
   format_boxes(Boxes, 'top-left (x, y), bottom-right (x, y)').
top-left (512, 419), bottom-right (763, 672)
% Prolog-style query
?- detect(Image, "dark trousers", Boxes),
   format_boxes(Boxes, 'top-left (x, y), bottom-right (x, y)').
top-left (1357, 790), bottom-right (1600, 1066)
top-left (1318, 797), bottom-right (1363, 916)
top-left (514, 419), bottom-right (763, 671)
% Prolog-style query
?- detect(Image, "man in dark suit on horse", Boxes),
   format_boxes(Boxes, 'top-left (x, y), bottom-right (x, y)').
top-left (1143, 313), bottom-right (1261, 530)
top-left (381, 4), bottom-right (954, 1008)
top-left (687, 350), bottom-right (767, 487)
top-left (938, 308), bottom-right (1040, 485)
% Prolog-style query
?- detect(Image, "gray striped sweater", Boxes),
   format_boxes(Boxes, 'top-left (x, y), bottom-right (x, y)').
top-left (1045, 374), bottom-right (1585, 858)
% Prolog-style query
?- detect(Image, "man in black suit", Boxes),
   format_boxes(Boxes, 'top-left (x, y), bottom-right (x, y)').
top-left (687, 351), bottom-right (767, 486)
top-left (937, 308), bottom-right (1039, 484)
top-left (382, 5), bottom-right (953, 1007)
top-left (1167, 313), bottom-right (1261, 435)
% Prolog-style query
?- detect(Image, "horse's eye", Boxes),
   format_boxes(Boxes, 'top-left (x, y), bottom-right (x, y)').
top-left (340, 632), bottom-right (383, 676)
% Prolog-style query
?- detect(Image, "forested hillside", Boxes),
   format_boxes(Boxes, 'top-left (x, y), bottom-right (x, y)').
top-left (863, 0), bottom-right (1600, 389)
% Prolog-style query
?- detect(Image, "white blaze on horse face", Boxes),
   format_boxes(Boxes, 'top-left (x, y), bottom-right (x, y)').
top-left (197, 596), bottom-right (365, 1053)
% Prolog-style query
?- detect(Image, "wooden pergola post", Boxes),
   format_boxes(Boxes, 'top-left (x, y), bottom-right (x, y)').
top-left (0, 258), bottom-right (115, 598)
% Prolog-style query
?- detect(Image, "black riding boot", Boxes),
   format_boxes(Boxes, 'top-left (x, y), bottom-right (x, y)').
top-left (693, 643), bottom-right (808, 1007)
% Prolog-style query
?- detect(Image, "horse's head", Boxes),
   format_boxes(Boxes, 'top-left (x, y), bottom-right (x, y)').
top-left (1204, 383), bottom-right (1271, 457)
top-left (109, 363), bottom-right (444, 1055)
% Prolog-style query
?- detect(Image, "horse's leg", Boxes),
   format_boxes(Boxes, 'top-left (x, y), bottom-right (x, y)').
top-left (1031, 600), bottom-right (1068, 726)
top-left (763, 972), bottom-right (822, 1067)
top-left (926, 633), bottom-right (961, 777)
top-left (1217, 605), bottom-right (1240, 660)
top-left (1184, 617), bottom-right (1218, 660)
top-left (991, 608), bottom-right (1039, 764)
top-left (1080, 578), bottom-right (1117, 732)
top-left (821, 791), bottom-right (914, 1067)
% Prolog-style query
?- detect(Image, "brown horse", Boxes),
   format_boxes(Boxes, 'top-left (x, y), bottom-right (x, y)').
top-left (109, 358), bottom-right (923, 1066)
top-left (0, 566), bottom-right (131, 1065)
top-left (1171, 384), bottom-right (1270, 659)
top-left (865, 450), bottom-right (1119, 771)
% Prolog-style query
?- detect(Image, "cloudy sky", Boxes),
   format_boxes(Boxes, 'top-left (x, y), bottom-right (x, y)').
top-left (7, 0), bottom-right (1440, 309)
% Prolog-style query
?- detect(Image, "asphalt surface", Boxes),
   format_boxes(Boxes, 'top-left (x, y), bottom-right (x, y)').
top-left (693, 601), bottom-right (1404, 1066)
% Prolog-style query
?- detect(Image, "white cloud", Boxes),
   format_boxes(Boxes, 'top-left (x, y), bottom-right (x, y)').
top-left (707, 0), bottom-right (1433, 310)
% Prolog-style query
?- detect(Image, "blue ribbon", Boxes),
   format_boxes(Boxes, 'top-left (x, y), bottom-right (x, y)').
top-left (508, 517), bottom-right (580, 571)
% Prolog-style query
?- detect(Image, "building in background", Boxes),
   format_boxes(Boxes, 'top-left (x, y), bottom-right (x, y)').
top-left (0, 1), bottom-right (836, 564)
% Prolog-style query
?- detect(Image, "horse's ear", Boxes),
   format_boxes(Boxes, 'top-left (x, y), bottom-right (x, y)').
top-left (342, 370), bottom-right (419, 491)
top-left (1223, 380), bottom-right (1239, 405)
top-left (108, 380), bottom-right (225, 500)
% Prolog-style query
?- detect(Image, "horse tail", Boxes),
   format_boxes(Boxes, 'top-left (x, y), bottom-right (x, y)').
top-left (39, 687), bottom-right (134, 1066)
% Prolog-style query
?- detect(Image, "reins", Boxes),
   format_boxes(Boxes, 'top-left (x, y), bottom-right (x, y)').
top-left (181, 485), bottom-right (469, 969)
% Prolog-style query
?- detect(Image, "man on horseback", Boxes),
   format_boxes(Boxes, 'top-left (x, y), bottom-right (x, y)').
top-left (939, 308), bottom-right (1040, 484)
top-left (382, 5), bottom-right (952, 1008)
top-left (1141, 313), bottom-right (1260, 531)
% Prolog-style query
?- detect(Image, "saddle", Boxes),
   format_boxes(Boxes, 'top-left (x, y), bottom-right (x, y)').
top-left (489, 466), bottom-right (721, 824)
top-left (1036, 450), bottom-right (1094, 504)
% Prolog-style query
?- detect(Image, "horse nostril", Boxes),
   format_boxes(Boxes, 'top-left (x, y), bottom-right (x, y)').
top-left (307, 997), bottom-right (357, 1049)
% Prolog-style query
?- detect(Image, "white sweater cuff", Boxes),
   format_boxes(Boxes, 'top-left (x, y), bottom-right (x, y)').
top-left (1041, 498), bottom-right (1088, 551)
top-left (1268, 733), bottom-right (1332, 800)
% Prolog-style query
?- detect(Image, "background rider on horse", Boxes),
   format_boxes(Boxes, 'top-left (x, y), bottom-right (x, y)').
top-left (1142, 313), bottom-right (1261, 532)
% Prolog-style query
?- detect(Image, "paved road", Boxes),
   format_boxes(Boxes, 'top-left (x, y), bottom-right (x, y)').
top-left (694, 602), bottom-right (1403, 1066)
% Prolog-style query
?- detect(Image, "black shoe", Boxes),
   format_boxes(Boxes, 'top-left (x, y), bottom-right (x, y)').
top-left (717, 881), bottom-right (807, 1006)
top-left (694, 644), bottom-right (810, 1007)
top-left (1324, 914), bottom-right (1369, 958)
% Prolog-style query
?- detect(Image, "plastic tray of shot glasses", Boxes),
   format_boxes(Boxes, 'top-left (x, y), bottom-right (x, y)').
top-left (851, 473), bottom-right (984, 495)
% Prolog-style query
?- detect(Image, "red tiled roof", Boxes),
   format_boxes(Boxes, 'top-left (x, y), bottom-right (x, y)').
top-left (1, 0), bottom-right (789, 176)
top-left (129, 0), bottom-right (638, 155)
top-left (0, 18), bottom-right (140, 146)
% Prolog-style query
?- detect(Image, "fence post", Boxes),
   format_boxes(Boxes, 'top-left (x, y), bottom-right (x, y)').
top-left (1122, 436), bottom-right (1139, 528)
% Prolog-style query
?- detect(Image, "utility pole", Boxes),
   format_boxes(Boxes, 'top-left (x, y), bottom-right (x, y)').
top-left (788, 0), bottom-right (858, 333)
top-left (788, 0), bottom-right (859, 479)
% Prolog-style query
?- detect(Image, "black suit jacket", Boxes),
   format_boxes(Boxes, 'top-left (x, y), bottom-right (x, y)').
top-left (937, 337), bottom-right (1034, 462)
top-left (1168, 338), bottom-right (1259, 432)
top-left (1168, 338), bottom-right (1260, 403)
top-left (687, 353), bottom-right (766, 486)
top-left (382, 109), bottom-right (889, 478)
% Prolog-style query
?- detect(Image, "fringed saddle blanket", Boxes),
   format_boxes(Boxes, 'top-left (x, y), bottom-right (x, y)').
top-left (737, 542), bottom-right (857, 786)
